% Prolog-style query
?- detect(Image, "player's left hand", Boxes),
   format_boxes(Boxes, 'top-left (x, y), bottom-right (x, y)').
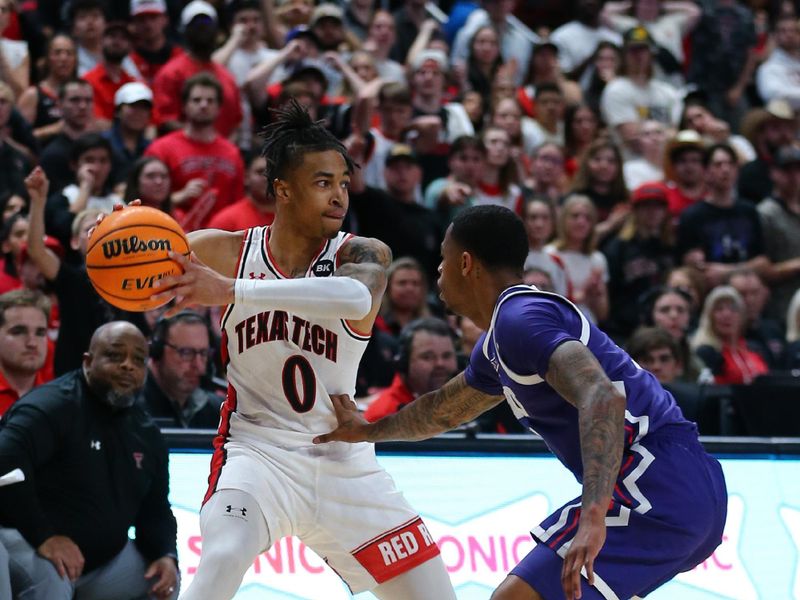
top-left (145, 555), bottom-right (179, 598)
top-left (561, 511), bottom-right (606, 599)
top-left (87, 199), bottom-right (141, 241)
top-left (151, 250), bottom-right (235, 315)
top-left (313, 394), bottom-right (371, 444)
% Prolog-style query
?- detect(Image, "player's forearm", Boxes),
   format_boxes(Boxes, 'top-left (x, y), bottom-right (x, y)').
top-left (578, 388), bottom-right (626, 514)
top-left (26, 198), bottom-right (61, 280)
top-left (545, 341), bottom-right (626, 513)
top-left (365, 373), bottom-right (504, 442)
top-left (234, 277), bottom-right (372, 319)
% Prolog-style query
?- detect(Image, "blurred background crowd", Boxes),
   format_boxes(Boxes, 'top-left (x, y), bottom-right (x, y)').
top-left (2, 0), bottom-right (800, 436)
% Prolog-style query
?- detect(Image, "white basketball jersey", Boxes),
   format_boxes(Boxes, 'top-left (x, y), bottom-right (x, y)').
top-left (219, 226), bottom-right (370, 450)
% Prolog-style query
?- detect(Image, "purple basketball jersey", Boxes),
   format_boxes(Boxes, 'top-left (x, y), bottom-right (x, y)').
top-left (465, 285), bottom-right (691, 481)
top-left (464, 285), bottom-right (727, 599)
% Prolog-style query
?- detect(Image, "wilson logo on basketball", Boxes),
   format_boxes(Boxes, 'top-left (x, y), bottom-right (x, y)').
top-left (102, 235), bottom-right (172, 259)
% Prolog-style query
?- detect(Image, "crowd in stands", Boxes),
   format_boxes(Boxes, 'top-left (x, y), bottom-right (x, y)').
top-left (1, 0), bottom-right (800, 437)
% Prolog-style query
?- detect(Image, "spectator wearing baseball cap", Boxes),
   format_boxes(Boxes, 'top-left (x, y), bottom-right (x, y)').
top-left (310, 3), bottom-right (356, 52)
top-left (600, 0), bottom-right (700, 81)
top-left (151, 0), bottom-right (242, 137)
top-left (82, 20), bottom-right (138, 123)
top-left (129, 0), bottom-right (185, 85)
top-left (603, 181), bottom-right (675, 340)
top-left (102, 82), bottom-right (154, 180)
top-left (348, 143), bottom-right (444, 284)
top-left (600, 25), bottom-right (682, 155)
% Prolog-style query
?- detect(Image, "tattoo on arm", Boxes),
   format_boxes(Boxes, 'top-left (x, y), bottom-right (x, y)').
top-left (367, 373), bottom-right (505, 441)
top-left (546, 341), bottom-right (626, 509)
top-left (337, 236), bottom-right (393, 269)
top-left (335, 237), bottom-right (392, 296)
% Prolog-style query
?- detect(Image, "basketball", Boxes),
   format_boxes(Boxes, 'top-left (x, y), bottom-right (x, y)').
top-left (86, 206), bottom-right (190, 312)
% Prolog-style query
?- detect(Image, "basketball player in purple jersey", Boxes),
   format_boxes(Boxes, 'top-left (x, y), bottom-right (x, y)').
top-left (315, 205), bottom-right (728, 600)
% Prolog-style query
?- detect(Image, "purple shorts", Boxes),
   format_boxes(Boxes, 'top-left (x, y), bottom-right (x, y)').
top-left (511, 427), bottom-right (727, 600)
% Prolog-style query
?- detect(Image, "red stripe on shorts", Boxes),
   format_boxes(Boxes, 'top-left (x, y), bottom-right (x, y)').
top-left (352, 517), bottom-right (440, 584)
top-left (203, 382), bottom-right (237, 505)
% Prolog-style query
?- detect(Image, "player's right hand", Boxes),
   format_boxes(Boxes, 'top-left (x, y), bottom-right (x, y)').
top-left (37, 535), bottom-right (85, 581)
top-left (313, 394), bottom-right (371, 444)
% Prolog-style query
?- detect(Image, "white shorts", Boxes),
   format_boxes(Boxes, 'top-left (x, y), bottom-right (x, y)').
top-left (209, 440), bottom-right (441, 593)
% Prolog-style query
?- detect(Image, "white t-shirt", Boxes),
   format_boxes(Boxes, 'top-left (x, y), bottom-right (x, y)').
top-left (451, 9), bottom-right (539, 85)
top-left (61, 184), bottom-right (124, 214)
top-left (623, 158), bottom-right (664, 189)
top-left (756, 47), bottom-right (800, 109)
top-left (363, 127), bottom-right (395, 191)
top-left (524, 248), bottom-right (569, 297)
top-left (375, 59), bottom-right (406, 84)
top-left (0, 38), bottom-right (27, 70)
top-left (550, 21), bottom-right (623, 74)
top-left (227, 45), bottom-right (278, 150)
top-left (521, 118), bottom-right (565, 155)
top-left (544, 245), bottom-right (609, 323)
top-left (474, 181), bottom-right (523, 214)
top-left (600, 76), bottom-right (682, 128)
top-left (442, 102), bottom-right (476, 143)
top-left (77, 45), bottom-right (141, 79)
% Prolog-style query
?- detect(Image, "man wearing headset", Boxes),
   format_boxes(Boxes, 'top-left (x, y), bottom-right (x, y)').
top-left (364, 317), bottom-right (458, 422)
top-left (142, 311), bottom-right (222, 429)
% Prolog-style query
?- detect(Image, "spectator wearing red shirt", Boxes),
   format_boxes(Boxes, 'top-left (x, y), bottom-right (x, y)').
top-left (364, 318), bottom-right (458, 422)
top-left (146, 72), bottom-right (244, 231)
top-left (208, 154), bottom-right (274, 231)
top-left (129, 0), bottom-right (185, 86)
top-left (664, 130), bottom-right (706, 220)
top-left (692, 285), bottom-right (769, 385)
top-left (0, 289), bottom-right (50, 415)
top-left (152, 0), bottom-right (242, 137)
top-left (82, 20), bottom-right (137, 124)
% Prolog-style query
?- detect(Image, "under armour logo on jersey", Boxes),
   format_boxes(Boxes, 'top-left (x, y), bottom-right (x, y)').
top-left (312, 259), bottom-right (334, 277)
top-left (89, 440), bottom-right (101, 450)
top-left (249, 272), bottom-right (266, 280)
top-left (226, 505), bottom-right (247, 517)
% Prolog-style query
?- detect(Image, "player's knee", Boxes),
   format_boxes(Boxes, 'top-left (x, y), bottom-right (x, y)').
top-left (491, 574), bottom-right (544, 600)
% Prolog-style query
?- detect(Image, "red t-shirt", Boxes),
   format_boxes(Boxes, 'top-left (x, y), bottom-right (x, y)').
top-left (665, 182), bottom-right (703, 219)
top-left (152, 53), bottom-right (242, 138)
top-left (714, 342), bottom-right (769, 385)
top-left (207, 197), bottom-right (275, 231)
top-left (82, 64), bottom-right (137, 120)
top-left (130, 45), bottom-right (185, 86)
top-left (364, 373), bottom-right (414, 422)
top-left (0, 362), bottom-right (52, 416)
top-left (0, 259), bottom-right (21, 294)
top-left (145, 130), bottom-right (245, 231)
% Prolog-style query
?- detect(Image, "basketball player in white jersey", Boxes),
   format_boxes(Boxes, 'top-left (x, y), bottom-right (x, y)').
top-left (146, 102), bottom-right (456, 599)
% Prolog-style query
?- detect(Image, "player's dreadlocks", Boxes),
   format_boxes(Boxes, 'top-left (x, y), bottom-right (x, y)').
top-left (260, 100), bottom-right (355, 197)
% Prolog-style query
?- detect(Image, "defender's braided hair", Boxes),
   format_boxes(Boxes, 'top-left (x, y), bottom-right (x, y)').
top-left (260, 100), bottom-right (355, 197)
